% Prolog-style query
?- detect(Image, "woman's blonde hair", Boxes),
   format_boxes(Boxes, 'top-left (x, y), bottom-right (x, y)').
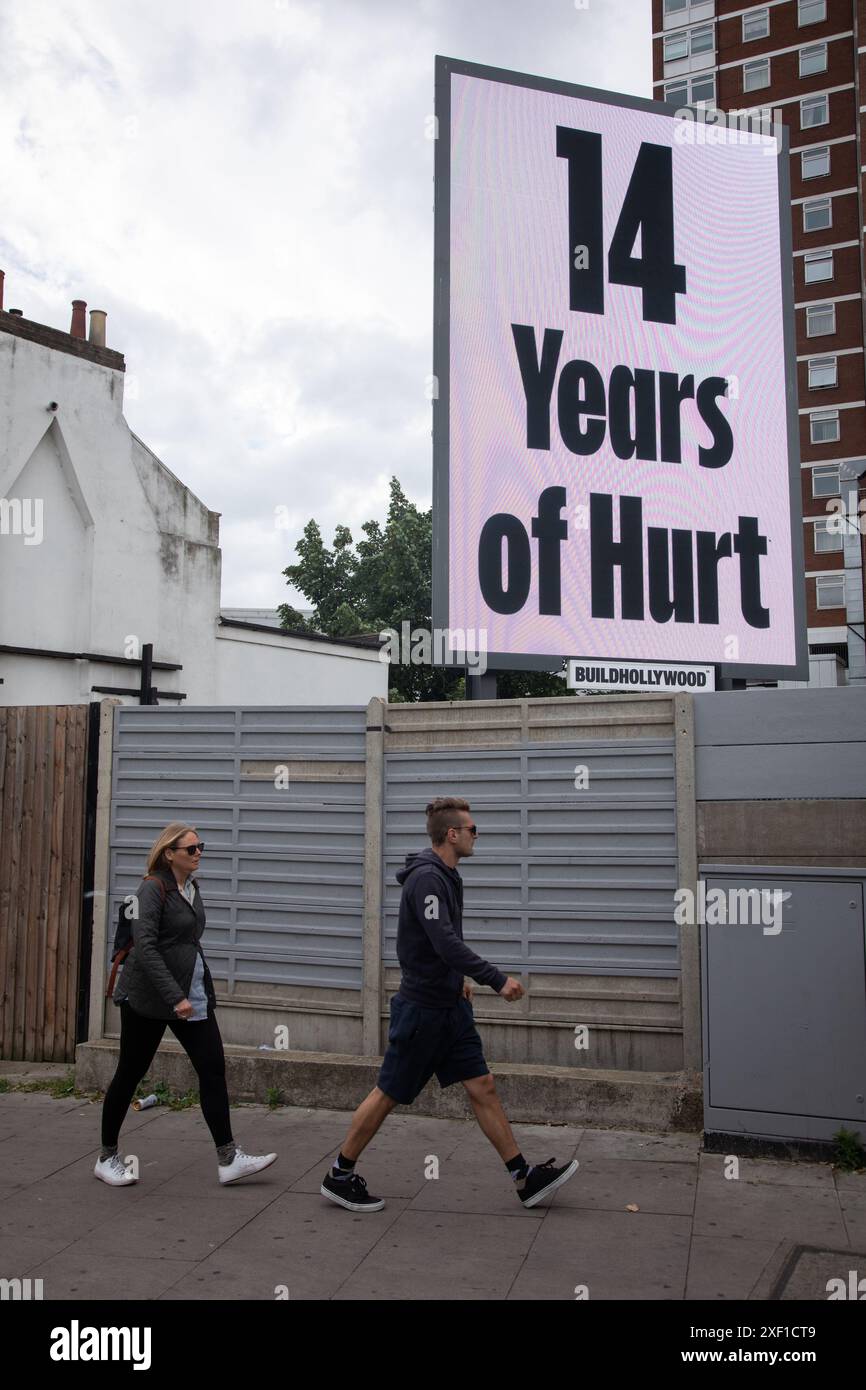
top-left (147, 823), bottom-right (198, 875)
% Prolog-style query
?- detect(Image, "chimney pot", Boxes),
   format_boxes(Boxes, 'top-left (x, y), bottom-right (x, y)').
top-left (70, 299), bottom-right (87, 338)
top-left (0, 269), bottom-right (4, 312)
top-left (88, 309), bottom-right (107, 348)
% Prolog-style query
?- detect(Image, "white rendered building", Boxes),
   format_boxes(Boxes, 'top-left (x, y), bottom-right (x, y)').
top-left (0, 281), bottom-right (386, 706)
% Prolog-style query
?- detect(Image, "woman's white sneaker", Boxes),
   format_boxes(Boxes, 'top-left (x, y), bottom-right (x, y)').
top-left (218, 1146), bottom-right (278, 1185)
top-left (94, 1154), bottom-right (138, 1186)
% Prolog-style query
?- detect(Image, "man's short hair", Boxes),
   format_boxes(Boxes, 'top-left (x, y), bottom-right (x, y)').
top-left (426, 797), bottom-right (470, 846)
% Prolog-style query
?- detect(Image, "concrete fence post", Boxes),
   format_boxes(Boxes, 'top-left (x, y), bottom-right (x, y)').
top-left (674, 692), bottom-right (701, 1073)
top-left (362, 696), bottom-right (386, 1056)
top-left (86, 698), bottom-right (120, 1043)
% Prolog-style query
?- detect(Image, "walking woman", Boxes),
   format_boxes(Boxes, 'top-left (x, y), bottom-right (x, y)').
top-left (96, 823), bottom-right (277, 1187)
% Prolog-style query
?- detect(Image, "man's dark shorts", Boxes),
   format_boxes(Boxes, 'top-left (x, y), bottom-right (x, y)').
top-left (377, 994), bottom-right (490, 1105)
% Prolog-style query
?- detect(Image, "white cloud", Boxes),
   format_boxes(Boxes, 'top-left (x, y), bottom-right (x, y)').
top-left (0, 0), bottom-right (650, 606)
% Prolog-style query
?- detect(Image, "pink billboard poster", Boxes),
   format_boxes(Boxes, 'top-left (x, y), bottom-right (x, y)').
top-left (444, 69), bottom-right (801, 670)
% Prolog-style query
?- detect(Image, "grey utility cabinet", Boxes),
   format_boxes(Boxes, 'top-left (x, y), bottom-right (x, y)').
top-left (700, 864), bottom-right (866, 1144)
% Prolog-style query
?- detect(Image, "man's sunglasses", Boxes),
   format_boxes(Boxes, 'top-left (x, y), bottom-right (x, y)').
top-left (463, 825), bottom-right (478, 836)
top-left (175, 842), bottom-right (205, 855)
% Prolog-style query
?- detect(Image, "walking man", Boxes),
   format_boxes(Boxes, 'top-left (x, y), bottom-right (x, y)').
top-left (321, 797), bottom-right (578, 1211)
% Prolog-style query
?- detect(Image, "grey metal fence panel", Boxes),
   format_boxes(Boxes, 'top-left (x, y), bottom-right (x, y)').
top-left (383, 738), bottom-right (679, 978)
top-left (694, 688), bottom-right (866, 800)
top-left (109, 706), bottom-right (368, 992)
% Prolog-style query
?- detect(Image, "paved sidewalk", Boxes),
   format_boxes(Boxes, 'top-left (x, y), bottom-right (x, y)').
top-left (1, 1092), bottom-right (864, 1300)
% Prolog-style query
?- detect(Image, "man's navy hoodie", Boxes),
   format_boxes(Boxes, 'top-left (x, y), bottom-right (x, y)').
top-left (395, 848), bottom-right (507, 1007)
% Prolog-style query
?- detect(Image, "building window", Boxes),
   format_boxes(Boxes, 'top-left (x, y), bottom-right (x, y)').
top-left (814, 519), bottom-right (843, 553)
top-left (804, 249), bottom-right (833, 282)
top-left (743, 8), bottom-right (769, 41)
top-left (801, 146), bottom-right (830, 179)
top-left (810, 409), bottom-right (839, 442)
top-left (800, 43), bottom-right (827, 77)
top-left (798, 0), bottom-right (827, 24)
top-left (816, 575), bottom-right (845, 608)
top-left (665, 73), bottom-right (715, 104)
top-left (805, 302), bottom-right (835, 336)
top-left (811, 301), bottom-right (839, 336)
top-left (801, 93), bottom-right (829, 126)
top-left (803, 197), bottom-right (832, 231)
top-left (690, 25), bottom-right (713, 57)
top-left (690, 73), bottom-right (715, 103)
top-left (664, 0), bottom-right (688, 13)
top-left (808, 356), bottom-right (837, 389)
top-left (812, 464), bottom-right (841, 497)
top-left (663, 25), bottom-right (713, 66)
top-left (744, 59), bottom-right (770, 91)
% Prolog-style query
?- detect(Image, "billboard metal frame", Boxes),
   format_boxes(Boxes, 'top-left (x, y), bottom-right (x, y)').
top-left (431, 54), bottom-right (808, 681)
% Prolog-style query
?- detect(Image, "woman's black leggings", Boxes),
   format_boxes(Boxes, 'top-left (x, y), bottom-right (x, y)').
top-left (102, 1001), bottom-right (233, 1148)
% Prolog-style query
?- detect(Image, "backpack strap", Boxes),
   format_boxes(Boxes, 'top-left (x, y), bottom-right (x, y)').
top-left (106, 951), bottom-right (128, 999)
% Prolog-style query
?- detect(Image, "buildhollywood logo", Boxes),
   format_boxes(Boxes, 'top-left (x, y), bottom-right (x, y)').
top-left (49, 1320), bottom-right (152, 1371)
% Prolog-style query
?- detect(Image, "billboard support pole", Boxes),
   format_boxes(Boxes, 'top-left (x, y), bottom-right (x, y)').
top-left (716, 668), bottom-right (747, 691)
top-left (466, 672), bottom-right (498, 700)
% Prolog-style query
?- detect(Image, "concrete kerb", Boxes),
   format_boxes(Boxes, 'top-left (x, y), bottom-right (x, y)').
top-left (0, 1061), bottom-right (72, 1083)
top-left (75, 1041), bottom-right (702, 1132)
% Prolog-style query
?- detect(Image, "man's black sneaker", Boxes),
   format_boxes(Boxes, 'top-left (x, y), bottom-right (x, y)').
top-left (321, 1171), bottom-right (385, 1212)
top-left (516, 1157), bottom-right (579, 1208)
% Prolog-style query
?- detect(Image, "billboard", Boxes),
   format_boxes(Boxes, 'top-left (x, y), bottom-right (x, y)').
top-left (432, 57), bottom-right (807, 680)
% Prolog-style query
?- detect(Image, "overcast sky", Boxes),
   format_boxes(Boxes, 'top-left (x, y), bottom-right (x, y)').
top-left (0, 0), bottom-right (651, 608)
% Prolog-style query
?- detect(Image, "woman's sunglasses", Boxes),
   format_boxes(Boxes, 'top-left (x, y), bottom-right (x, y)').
top-left (174, 842), bottom-right (205, 855)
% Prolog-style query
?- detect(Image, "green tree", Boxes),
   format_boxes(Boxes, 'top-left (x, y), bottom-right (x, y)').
top-left (279, 477), bottom-right (569, 702)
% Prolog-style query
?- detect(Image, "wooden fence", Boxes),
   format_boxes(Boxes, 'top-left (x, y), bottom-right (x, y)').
top-left (0, 705), bottom-right (89, 1061)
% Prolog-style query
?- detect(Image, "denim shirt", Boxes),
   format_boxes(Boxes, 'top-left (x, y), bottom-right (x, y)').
top-left (181, 877), bottom-right (208, 1022)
